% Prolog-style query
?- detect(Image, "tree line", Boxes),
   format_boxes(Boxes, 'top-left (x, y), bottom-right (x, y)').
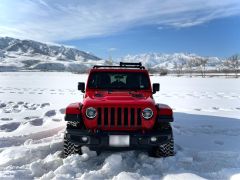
top-left (148, 54), bottom-right (240, 78)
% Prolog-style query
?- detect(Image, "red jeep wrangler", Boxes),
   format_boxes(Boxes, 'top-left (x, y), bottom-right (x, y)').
top-left (64, 62), bottom-right (174, 158)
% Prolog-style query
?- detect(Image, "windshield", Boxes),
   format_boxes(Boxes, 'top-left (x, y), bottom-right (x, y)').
top-left (88, 72), bottom-right (150, 90)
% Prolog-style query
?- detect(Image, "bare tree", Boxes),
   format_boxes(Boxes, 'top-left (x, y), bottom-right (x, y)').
top-left (186, 58), bottom-right (194, 77)
top-left (159, 67), bottom-right (168, 76)
top-left (173, 62), bottom-right (181, 76)
top-left (227, 54), bottom-right (239, 78)
top-left (193, 57), bottom-right (202, 76)
top-left (173, 62), bottom-right (178, 75)
top-left (195, 57), bottom-right (208, 77)
top-left (215, 63), bottom-right (223, 72)
top-left (202, 58), bottom-right (208, 77)
top-left (223, 60), bottom-right (231, 77)
top-left (173, 57), bottom-right (186, 76)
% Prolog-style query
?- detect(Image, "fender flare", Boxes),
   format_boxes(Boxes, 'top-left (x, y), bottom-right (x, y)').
top-left (65, 102), bottom-right (83, 121)
top-left (156, 103), bottom-right (174, 122)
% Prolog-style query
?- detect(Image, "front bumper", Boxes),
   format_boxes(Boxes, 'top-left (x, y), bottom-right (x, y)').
top-left (65, 129), bottom-right (172, 151)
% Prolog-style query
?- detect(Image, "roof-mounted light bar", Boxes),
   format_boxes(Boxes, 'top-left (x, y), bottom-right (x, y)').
top-left (93, 62), bottom-right (145, 69)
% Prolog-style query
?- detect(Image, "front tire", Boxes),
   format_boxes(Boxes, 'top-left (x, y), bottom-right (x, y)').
top-left (148, 138), bottom-right (174, 157)
top-left (149, 123), bottom-right (174, 157)
top-left (63, 134), bottom-right (82, 158)
top-left (63, 122), bottom-right (83, 158)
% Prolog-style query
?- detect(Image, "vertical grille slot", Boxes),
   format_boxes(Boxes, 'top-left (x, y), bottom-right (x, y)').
top-left (97, 108), bottom-right (102, 126)
top-left (124, 108), bottom-right (128, 126)
top-left (117, 108), bottom-right (122, 126)
top-left (104, 108), bottom-right (108, 126)
top-left (137, 108), bottom-right (142, 126)
top-left (110, 108), bottom-right (115, 126)
top-left (130, 108), bottom-right (135, 126)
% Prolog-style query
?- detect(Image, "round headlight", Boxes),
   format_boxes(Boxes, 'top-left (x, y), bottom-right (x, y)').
top-left (86, 107), bottom-right (97, 119)
top-left (142, 108), bottom-right (153, 119)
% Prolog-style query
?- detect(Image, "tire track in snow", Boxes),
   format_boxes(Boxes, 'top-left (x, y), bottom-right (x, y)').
top-left (0, 125), bottom-right (65, 149)
top-left (0, 101), bottom-right (50, 114)
top-left (0, 87), bottom-right (78, 96)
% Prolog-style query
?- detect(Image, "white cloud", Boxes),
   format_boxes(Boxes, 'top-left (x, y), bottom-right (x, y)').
top-left (0, 0), bottom-right (240, 42)
top-left (108, 48), bottom-right (117, 52)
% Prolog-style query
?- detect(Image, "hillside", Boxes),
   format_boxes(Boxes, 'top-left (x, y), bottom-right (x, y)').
top-left (0, 37), bottom-right (229, 73)
top-left (0, 37), bottom-right (104, 72)
top-left (119, 53), bottom-right (224, 71)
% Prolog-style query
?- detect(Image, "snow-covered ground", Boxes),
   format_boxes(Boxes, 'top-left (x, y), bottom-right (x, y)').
top-left (0, 72), bottom-right (239, 180)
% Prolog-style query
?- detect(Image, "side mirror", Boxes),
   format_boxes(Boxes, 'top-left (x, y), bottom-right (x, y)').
top-left (152, 83), bottom-right (160, 94)
top-left (78, 82), bottom-right (85, 93)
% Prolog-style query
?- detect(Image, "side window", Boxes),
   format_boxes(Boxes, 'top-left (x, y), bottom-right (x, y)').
top-left (140, 74), bottom-right (149, 89)
top-left (88, 74), bottom-right (96, 88)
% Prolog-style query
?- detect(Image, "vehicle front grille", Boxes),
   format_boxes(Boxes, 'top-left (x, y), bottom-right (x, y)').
top-left (97, 107), bottom-right (142, 128)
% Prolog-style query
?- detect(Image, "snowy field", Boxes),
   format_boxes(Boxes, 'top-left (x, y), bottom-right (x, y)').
top-left (0, 72), bottom-right (240, 180)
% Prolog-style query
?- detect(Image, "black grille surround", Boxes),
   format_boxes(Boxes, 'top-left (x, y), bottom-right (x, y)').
top-left (97, 107), bottom-right (142, 128)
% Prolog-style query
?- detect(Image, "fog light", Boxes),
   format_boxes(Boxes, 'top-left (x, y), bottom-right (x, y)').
top-left (81, 136), bottom-right (88, 142)
top-left (151, 137), bottom-right (157, 142)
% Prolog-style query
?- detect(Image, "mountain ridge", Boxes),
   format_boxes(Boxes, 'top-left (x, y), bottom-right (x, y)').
top-left (118, 52), bottom-right (224, 70)
top-left (1, 36), bottom-right (230, 72)
top-left (0, 37), bottom-right (104, 72)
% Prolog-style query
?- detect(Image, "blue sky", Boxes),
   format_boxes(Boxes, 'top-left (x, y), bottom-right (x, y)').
top-left (0, 0), bottom-right (240, 59)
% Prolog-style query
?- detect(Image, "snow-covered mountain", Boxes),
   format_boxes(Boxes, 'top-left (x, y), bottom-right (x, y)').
top-left (119, 53), bottom-right (223, 70)
top-left (0, 37), bottom-right (104, 72)
top-left (0, 37), bottom-right (227, 73)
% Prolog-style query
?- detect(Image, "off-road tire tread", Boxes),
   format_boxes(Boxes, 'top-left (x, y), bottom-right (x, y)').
top-left (63, 135), bottom-right (82, 158)
top-left (67, 121), bottom-right (80, 129)
top-left (149, 123), bottom-right (174, 157)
